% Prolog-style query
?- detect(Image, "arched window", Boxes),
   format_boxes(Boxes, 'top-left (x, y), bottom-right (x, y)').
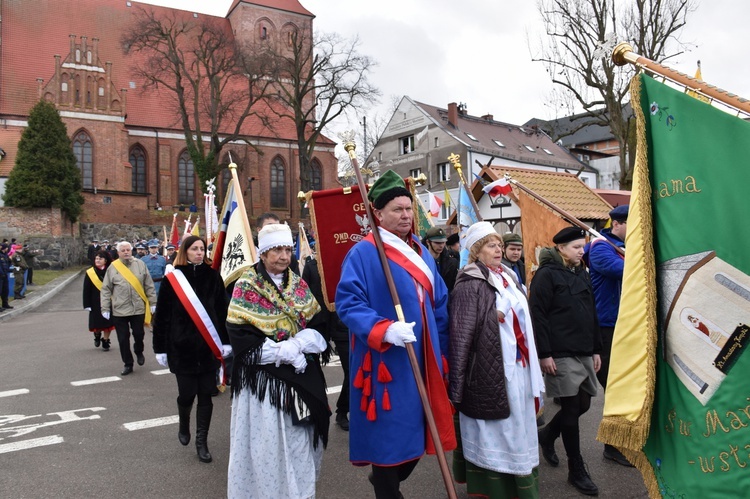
top-left (129, 146), bottom-right (147, 193)
top-left (220, 155), bottom-right (231, 199)
top-left (310, 159), bottom-right (322, 191)
top-left (73, 131), bottom-right (93, 189)
top-left (270, 156), bottom-right (286, 208)
top-left (178, 151), bottom-right (195, 205)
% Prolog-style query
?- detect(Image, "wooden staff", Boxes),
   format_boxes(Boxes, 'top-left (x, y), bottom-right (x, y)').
top-left (612, 43), bottom-right (750, 115)
top-left (342, 133), bottom-right (458, 499)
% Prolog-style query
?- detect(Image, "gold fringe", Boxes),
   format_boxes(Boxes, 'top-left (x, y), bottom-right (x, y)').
top-left (595, 73), bottom-right (661, 499)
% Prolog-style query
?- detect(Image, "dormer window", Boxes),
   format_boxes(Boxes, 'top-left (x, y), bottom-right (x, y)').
top-left (493, 140), bottom-right (505, 148)
top-left (542, 148), bottom-right (554, 155)
top-left (523, 144), bottom-right (535, 152)
top-left (465, 133), bottom-right (478, 142)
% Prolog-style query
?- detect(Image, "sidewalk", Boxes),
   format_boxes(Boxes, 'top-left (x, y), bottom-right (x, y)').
top-left (0, 269), bottom-right (84, 323)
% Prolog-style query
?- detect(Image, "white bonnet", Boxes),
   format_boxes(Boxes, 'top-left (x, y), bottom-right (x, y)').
top-left (258, 223), bottom-right (293, 254)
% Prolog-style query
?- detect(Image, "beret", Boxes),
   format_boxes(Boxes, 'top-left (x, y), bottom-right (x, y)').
top-left (553, 226), bottom-right (587, 244)
top-left (609, 204), bottom-right (629, 222)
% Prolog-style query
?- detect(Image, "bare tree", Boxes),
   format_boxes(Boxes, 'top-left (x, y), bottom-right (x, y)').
top-left (532, 0), bottom-right (694, 188)
top-left (121, 8), bottom-right (274, 190)
top-left (265, 30), bottom-right (380, 192)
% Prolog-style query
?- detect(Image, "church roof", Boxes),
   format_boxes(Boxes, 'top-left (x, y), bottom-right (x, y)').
top-left (227, 0), bottom-right (314, 17)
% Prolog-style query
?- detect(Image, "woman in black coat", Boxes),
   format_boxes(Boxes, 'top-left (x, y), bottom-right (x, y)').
top-left (528, 226), bottom-right (602, 496)
top-left (152, 235), bottom-right (231, 464)
top-left (83, 250), bottom-right (115, 350)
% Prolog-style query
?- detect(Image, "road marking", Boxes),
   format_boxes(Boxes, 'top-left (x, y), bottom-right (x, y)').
top-left (326, 385), bottom-right (342, 395)
top-left (0, 388), bottom-right (30, 398)
top-left (0, 435), bottom-right (64, 454)
top-left (71, 377), bottom-right (121, 386)
top-left (151, 369), bottom-right (171, 375)
top-left (124, 415), bottom-right (178, 431)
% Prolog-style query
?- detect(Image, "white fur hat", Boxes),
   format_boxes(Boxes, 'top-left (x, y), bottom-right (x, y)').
top-left (463, 221), bottom-right (498, 252)
top-left (258, 223), bottom-right (293, 255)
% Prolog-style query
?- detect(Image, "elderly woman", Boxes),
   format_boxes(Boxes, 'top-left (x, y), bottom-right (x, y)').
top-left (152, 235), bottom-right (231, 463)
top-left (226, 223), bottom-right (330, 499)
top-left (83, 250), bottom-right (115, 351)
top-left (449, 222), bottom-right (544, 499)
top-left (529, 226), bottom-right (602, 496)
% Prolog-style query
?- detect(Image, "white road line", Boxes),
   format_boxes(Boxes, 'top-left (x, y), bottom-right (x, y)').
top-left (0, 388), bottom-right (30, 398)
top-left (326, 385), bottom-right (342, 395)
top-left (70, 377), bottom-right (121, 386)
top-left (124, 415), bottom-right (178, 431)
top-left (0, 435), bottom-right (64, 454)
top-left (151, 369), bottom-right (171, 375)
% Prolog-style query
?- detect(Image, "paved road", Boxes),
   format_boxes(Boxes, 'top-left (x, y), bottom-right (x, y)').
top-left (0, 275), bottom-right (648, 498)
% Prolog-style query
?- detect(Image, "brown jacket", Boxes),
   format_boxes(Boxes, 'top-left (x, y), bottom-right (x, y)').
top-left (449, 261), bottom-right (515, 420)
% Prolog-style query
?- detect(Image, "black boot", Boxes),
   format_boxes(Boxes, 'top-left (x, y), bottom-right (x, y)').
top-left (94, 332), bottom-right (102, 348)
top-left (568, 455), bottom-right (599, 496)
top-left (178, 401), bottom-right (192, 446)
top-left (195, 404), bottom-right (213, 463)
top-left (101, 338), bottom-right (111, 351)
top-left (538, 424), bottom-right (560, 467)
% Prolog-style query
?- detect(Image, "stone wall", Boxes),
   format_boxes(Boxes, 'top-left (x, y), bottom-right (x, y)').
top-left (22, 236), bottom-right (84, 270)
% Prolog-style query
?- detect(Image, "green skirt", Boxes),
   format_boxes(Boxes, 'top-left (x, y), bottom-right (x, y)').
top-left (452, 414), bottom-right (539, 499)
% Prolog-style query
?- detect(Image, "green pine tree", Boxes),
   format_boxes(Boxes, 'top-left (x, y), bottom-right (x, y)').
top-left (2, 100), bottom-right (84, 222)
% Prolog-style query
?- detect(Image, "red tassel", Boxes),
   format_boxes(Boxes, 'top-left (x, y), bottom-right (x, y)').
top-left (361, 393), bottom-right (368, 412)
top-left (363, 376), bottom-right (372, 397)
top-left (377, 362), bottom-right (392, 383)
top-left (353, 367), bottom-right (364, 389)
top-left (363, 350), bottom-right (372, 372)
top-left (367, 398), bottom-right (377, 421)
top-left (382, 387), bottom-right (391, 411)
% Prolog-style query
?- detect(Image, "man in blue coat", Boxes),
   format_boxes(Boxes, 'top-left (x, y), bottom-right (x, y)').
top-left (336, 170), bottom-right (455, 499)
top-left (142, 241), bottom-right (167, 293)
top-left (587, 204), bottom-right (632, 466)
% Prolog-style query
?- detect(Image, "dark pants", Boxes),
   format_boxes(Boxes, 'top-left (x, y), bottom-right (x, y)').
top-left (26, 266), bottom-right (33, 285)
top-left (1, 275), bottom-right (9, 306)
top-left (176, 371), bottom-right (215, 408)
top-left (371, 459), bottom-right (420, 499)
top-left (13, 271), bottom-right (24, 296)
top-left (596, 326), bottom-right (615, 389)
top-left (112, 314), bottom-right (145, 367)
top-left (333, 339), bottom-right (350, 416)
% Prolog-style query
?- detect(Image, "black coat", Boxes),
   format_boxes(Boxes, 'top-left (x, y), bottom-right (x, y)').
top-left (83, 266), bottom-right (114, 331)
top-left (301, 256), bottom-right (344, 342)
top-left (435, 250), bottom-right (459, 291)
top-left (152, 263), bottom-right (230, 375)
top-left (528, 247), bottom-right (602, 359)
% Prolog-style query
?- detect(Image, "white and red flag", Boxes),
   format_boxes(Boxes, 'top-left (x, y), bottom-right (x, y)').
top-left (211, 180), bottom-right (255, 284)
top-left (428, 191), bottom-right (444, 218)
top-left (482, 177), bottom-right (512, 197)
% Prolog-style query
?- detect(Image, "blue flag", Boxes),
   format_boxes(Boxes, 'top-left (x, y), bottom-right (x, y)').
top-left (457, 186), bottom-right (478, 268)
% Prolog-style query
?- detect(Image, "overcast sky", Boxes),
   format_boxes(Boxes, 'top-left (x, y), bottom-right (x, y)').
top-left (142, 0), bottom-right (750, 130)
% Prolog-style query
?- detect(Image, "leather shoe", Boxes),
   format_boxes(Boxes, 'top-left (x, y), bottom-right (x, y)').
top-left (136, 353), bottom-right (145, 366)
top-left (603, 444), bottom-right (634, 467)
top-left (2, 305), bottom-right (13, 309)
top-left (121, 365), bottom-right (133, 376)
top-left (538, 425), bottom-right (560, 467)
top-left (336, 413), bottom-right (349, 431)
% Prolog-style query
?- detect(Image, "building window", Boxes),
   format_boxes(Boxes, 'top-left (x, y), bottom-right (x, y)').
top-left (523, 144), bottom-right (536, 152)
top-left (409, 168), bottom-right (422, 178)
top-left (493, 139), bottom-right (505, 148)
top-left (178, 151), bottom-right (195, 204)
top-left (400, 135), bottom-right (415, 155)
top-left (309, 159), bottom-right (322, 191)
top-left (465, 132), bottom-right (479, 142)
top-left (271, 156), bottom-right (286, 207)
top-left (220, 157), bottom-right (231, 199)
top-left (260, 26), bottom-right (268, 40)
top-left (440, 200), bottom-right (450, 219)
top-left (73, 131), bottom-right (93, 189)
top-left (378, 152), bottom-right (382, 161)
top-left (542, 148), bottom-right (554, 155)
top-left (129, 146), bottom-right (147, 193)
top-left (434, 137), bottom-right (439, 148)
top-left (437, 162), bottom-right (450, 182)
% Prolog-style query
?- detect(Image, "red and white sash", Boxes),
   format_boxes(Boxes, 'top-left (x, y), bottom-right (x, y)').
top-left (166, 270), bottom-right (227, 390)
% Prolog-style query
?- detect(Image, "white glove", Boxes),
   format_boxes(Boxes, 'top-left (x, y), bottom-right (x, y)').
top-left (84, 307), bottom-right (91, 312)
top-left (221, 344), bottom-right (233, 358)
top-left (155, 353), bottom-right (168, 367)
top-left (291, 352), bottom-right (308, 373)
top-left (101, 311), bottom-right (111, 320)
top-left (294, 328), bottom-right (327, 354)
top-left (150, 305), bottom-right (157, 314)
top-left (259, 338), bottom-right (280, 365)
top-left (384, 321), bottom-right (417, 348)
top-left (275, 338), bottom-right (303, 367)
top-left (165, 264), bottom-right (174, 275)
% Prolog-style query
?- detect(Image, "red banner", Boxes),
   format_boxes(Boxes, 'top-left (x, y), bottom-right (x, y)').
top-left (308, 184), bottom-right (370, 311)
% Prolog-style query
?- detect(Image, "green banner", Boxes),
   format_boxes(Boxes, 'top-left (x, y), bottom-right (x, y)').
top-left (641, 73), bottom-right (750, 496)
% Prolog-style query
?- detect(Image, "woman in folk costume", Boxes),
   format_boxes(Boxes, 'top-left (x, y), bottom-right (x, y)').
top-left (151, 235), bottom-right (231, 464)
top-left (336, 170), bottom-right (455, 499)
top-left (529, 226), bottom-right (602, 496)
top-left (449, 222), bottom-right (545, 499)
top-left (226, 223), bottom-right (330, 499)
top-left (83, 249), bottom-right (115, 351)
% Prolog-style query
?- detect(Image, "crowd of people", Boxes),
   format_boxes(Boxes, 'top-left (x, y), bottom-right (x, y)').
top-left (1, 238), bottom-right (39, 310)
top-left (69, 180), bottom-right (630, 498)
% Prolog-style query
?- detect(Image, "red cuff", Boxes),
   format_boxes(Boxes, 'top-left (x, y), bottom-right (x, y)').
top-left (368, 319), bottom-right (392, 353)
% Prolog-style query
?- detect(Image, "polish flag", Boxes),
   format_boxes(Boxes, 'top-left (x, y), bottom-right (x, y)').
top-left (428, 192), bottom-right (444, 217)
top-left (482, 177), bottom-right (512, 197)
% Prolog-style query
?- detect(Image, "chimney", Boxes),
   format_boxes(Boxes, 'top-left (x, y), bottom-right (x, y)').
top-left (448, 102), bottom-right (458, 128)
top-left (481, 114), bottom-right (493, 121)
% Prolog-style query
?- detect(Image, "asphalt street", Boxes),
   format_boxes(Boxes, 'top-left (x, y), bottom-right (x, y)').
top-left (0, 275), bottom-right (648, 498)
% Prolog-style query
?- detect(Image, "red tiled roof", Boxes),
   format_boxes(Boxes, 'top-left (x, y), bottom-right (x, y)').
top-left (0, 0), bottom-right (327, 143)
top-left (228, 0), bottom-right (314, 17)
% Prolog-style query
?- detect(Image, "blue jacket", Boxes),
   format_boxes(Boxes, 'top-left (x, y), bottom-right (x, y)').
top-left (586, 229), bottom-right (625, 327)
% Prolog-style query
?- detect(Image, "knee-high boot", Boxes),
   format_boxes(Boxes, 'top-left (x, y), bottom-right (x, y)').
top-left (177, 400), bottom-right (192, 446)
top-left (195, 404), bottom-right (213, 463)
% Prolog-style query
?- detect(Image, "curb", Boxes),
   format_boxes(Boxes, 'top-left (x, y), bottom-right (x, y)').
top-left (0, 269), bottom-right (85, 323)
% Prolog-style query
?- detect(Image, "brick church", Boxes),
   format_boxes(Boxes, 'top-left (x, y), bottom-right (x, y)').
top-left (0, 0), bottom-right (336, 228)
